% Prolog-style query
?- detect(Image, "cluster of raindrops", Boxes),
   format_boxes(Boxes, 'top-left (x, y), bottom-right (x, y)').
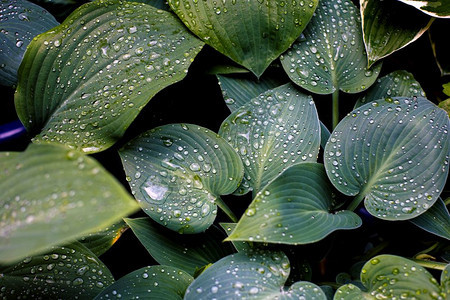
top-left (325, 97), bottom-right (449, 220)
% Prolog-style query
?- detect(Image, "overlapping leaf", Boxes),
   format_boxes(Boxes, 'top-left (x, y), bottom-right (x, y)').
top-left (119, 124), bottom-right (243, 233)
top-left (360, 0), bottom-right (432, 67)
top-left (79, 220), bottom-right (129, 257)
top-left (324, 97), bottom-right (450, 220)
top-left (410, 197), bottom-right (450, 240)
top-left (168, 0), bottom-right (318, 77)
top-left (281, 0), bottom-right (381, 94)
top-left (227, 163), bottom-right (361, 244)
top-left (398, 0), bottom-right (450, 18)
top-left (219, 83), bottom-right (320, 195)
top-left (0, 143), bottom-right (138, 263)
top-left (14, 0), bottom-right (204, 153)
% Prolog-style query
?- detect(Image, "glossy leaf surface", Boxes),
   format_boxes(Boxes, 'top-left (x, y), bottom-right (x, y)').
top-left (15, 0), bottom-right (203, 153)
top-left (168, 0), bottom-right (318, 77)
top-left (219, 83), bottom-right (320, 195)
top-left (184, 250), bottom-right (326, 299)
top-left (119, 124), bottom-right (243, 233)
top-left (410, 197), bottom-right (450, 240)
top-left (281, 0), bottom-right (381, 94)
top-left (125, 217), bottom-right (233, 275)
top-left (0, 143), bottom-right (138, 263)
top-left (0, 0), bottom-right (59, 86)
top-left (79, 220), bottom-right (129, 257)
top-left (324, 97), bottom-right (449, 220)
top-left (360, 0), bottom-right (431, 67)
top-left (94, 265), bottom-right (193, 299)
top-left (227, 163), bottom-right (361, 244)
top-left (398, 0), bottom-right (450, 18)
top-left (0, 242), bottom-right (114, 299)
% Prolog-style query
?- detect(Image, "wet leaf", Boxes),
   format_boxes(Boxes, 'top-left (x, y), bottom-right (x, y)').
top-left (0, 242), bottom-right (114, 299)
top-left (281, 0), bottom-right (381, 94)
top-left (220, 222), bottom-right (252, 253)
top-left (14, 0), bottom-right (204, 153)
top-left (324, 97), bottom-right (450, 220)
top-left (227, 163), bottom-right (362, 244)
top-left (184, 250), bottom-right (326, 299)
top-left (410, 197), bottom-right (450, 240)
top-left (94, 265), bottom-right (193, 299)
top-left (219, 83), bottom-right (320, 195)
top-left (0, 0), bottom-right (59, 86)
top-left (398, 0), bottom-right (450, 18)
top-left (360, 0), bottom-right (432, 67)
top-left (355, 70), bottom-right (426, 108)
top-left (168, 0), bottom-right (318, 77)
top-left (129, 0), bottom-right (171, 11)
top-left (334, 255), bottom-right (447, 299)
top-left (0, 143), bottom-right (139, 263)
top-left (125, 217), bottom-right (233, 275)
top-left (79, 220), bottom-right (129, 257)
top-left (119, 124), bottom-right (244, 233)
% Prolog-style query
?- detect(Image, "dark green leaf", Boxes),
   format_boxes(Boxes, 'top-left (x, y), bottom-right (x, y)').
top-left (79, 220), bottom-right (129, 257)
top-left (14, 0), bottom-right (203, 153)
top-left (398, 0), bottom-right (450, 18)
top-left (410, 197), bottom-right (450, 240)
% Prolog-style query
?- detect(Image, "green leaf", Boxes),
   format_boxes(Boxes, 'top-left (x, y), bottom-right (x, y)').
top-left (227, 163), bottom-right (362, 244)
top-left (14, 0), bottom-right (204, 153)
top-left (355, 70), bottom-right (426, 108)
top-left (119, 123), bottom-right (244, 233)
top-left (124, 217), bottom-right (234, 275)
top-left (219, 83), bottom-right (321, 195)
top-left (324, 97), bottom-right (450, 220)
top-left (0, 143), bottom-right (139, 263)
top-left (220, 222), bottom-right (252, 253)
top-left (168, 0), bottom-right (318, 77)
top-left (442, 264), bottom-right (450, 294)
top-left (94, 265), bottom-right (193, 300)
top-left (0, 242), bottom-right (114, 299)
top-left (280, 0), bottom-right (381, 94)
top-left (128, 0), bottom-right (171, 11)
top-left (398, 0), bottom-right (450, 18)
top-left (0, 0), bottom-right (59, 86)
top-left (184, 250), bottom-right (326, 299)
top-left (79, 220), bottom-right (129, 257)
top-left (410, 197), bottom-right (450, 240)
top-left (360, 0), bottom-right (432, 67)
top-left (334, 255), bottom-right (447, 299)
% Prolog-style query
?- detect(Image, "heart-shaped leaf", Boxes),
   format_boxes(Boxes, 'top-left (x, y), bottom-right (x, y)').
top-left (355, 70), bottom-right (426, 108)
top-left (79, 220), bottom-right (129, 257)
top-left (219, 83), bottom-right (321, 195)
top-left (0, 242), bottom-right (114, 299)
top-left (14, 1), bottom-right (204, 153)
top-left (280, 0), bottom-right (381, 94)
top-left (324, 97), bottom-right (450, 220)
top-left (0, 143), bottom-right (139, 263)
top-left (398, 0), bottom-right (450, 18)
top-left (410, 197), bottom-right (450, 240)
top-left (334, 255), bottom-right (448, 299)
top-left (0, 0), bottom-right (59, 86)
top-left (119, 123), bottom-right (244, 233)
top-left (360, 0), bottom-right (432, 67)
top-left (227, 163), bottom-right (362, 244)
top-left (168, 0), bottom-right (318, 77)
top-left (125, 217), bottom-right (234, 275)
top-left (94, 265), bottom-right (193, 300)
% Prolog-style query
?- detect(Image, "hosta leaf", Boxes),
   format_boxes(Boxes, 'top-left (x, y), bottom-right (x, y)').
top-left (334, 255), bottom-right (447, 299)
top-left (355, 70), bottom-right (426, 108)
top-left (14, 0), bottom-right (204, 153)
top-left (227, 163), bottom-right (362, 244)
top-left (184, 250), bottom-right (326, 299)
top-left (280, 0), bottom-right (381, 94)
top-left (94, 265), bottom-right (193, 299)
top-left (130, 0), bottom-right (171, 11)
top-left (360, 0), bottom-right (432, 67)
top-left (324, 97), bottom-right (450, 220)
top-left (410, 197), bottom-right (450, 240)
top-left (219, 83), bottom-right (320, 195)
top-left (119, 124), bottom-right (244, 233)
top-left (79, 220), bottom-right (129, 257)
top-left (0, 242), bottom-right (114, 299)
top-left (0, 143), bottom-right (139, 263)
top-left (398, 0), bottom-right (450, 18)
top-left (442, 264), bottom-right (450, 294)
top-left (0, 0), bottom-right (59, 86)
top-left (168, 0), bottom-right (318, 77)
top-left (124, 217), bottom-right (233, 275)
top-left (220, 222), bottom-right (252, 253)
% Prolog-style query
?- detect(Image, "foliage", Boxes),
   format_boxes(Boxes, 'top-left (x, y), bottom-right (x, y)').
top-left (0, 0), bottom-right (449, 298)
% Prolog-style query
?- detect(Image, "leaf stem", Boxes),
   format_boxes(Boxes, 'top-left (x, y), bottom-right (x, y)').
top-left (332, 89), bottom-right (340, 129)
top-left (347, 192), bottom-right (365, 211)
top-left (411, 259), bottom-right (448, 271)
top-left (215, 197), bottom-right (238, 223)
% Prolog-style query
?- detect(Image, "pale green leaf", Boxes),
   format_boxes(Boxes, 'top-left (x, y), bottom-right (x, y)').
top-left (410, 197), bottom-right (450, 240)
top-left (398, 0), bottom-right (450, 18)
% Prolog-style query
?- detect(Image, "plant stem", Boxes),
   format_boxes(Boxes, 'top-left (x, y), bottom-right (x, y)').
top-left (411, 259), bottom-right (447, 271)
top-left (332, 89), bottom-right (340, 129)
top-left (347, 192), bottom-right (365, 211)
top-left (215, 196), bottom-right (237, 223)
